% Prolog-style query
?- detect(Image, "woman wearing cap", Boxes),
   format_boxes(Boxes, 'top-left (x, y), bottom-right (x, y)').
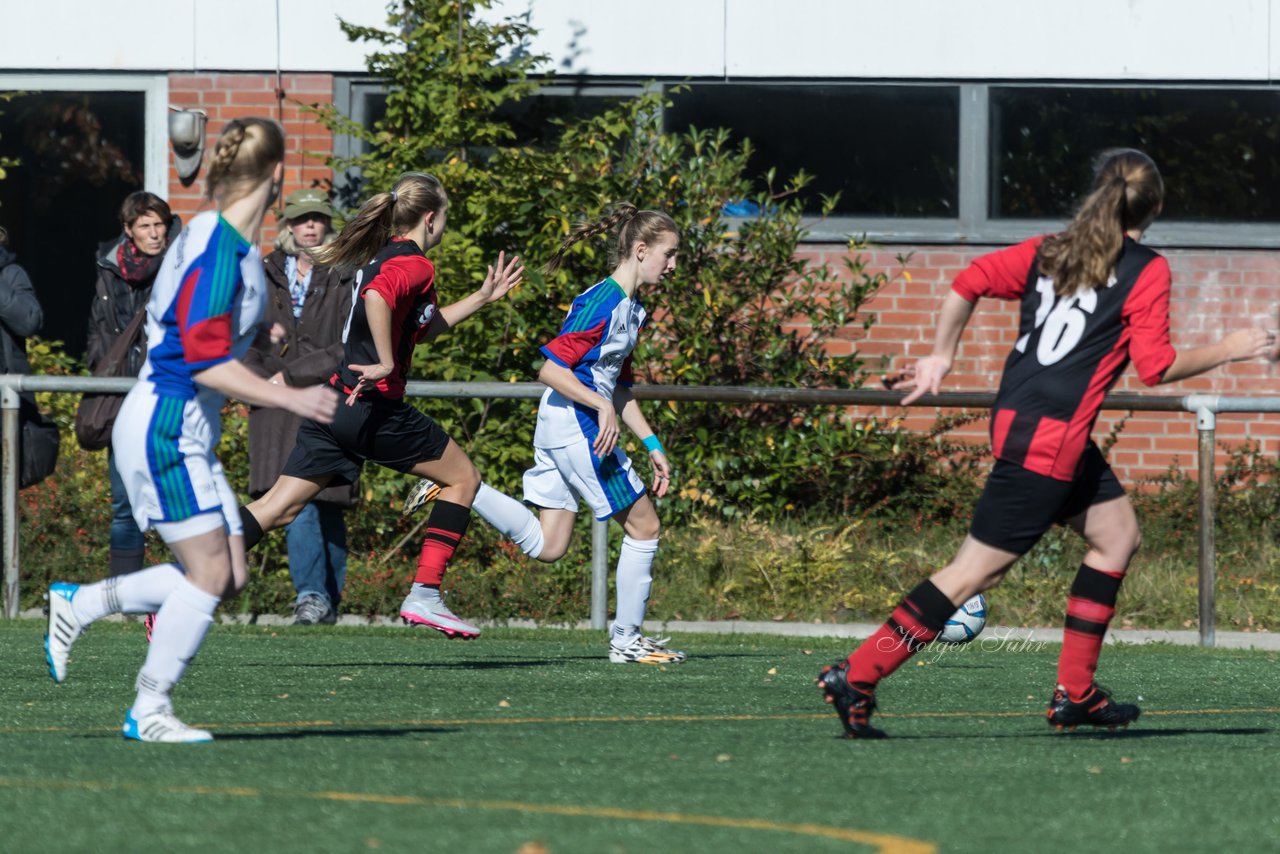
top-left (243, 188), bottom-right (357, 625)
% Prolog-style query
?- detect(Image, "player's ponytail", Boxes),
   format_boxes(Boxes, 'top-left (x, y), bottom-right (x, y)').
top-left (1038, 148), bottom-right (1163, 297)
top-left (313, 172), bottom-right (447, 271)
top-left (544, 203), bottom-right (678, 276)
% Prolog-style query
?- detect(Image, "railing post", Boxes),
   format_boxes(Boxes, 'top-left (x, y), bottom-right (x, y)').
top-left (2, 379), bottom-right (22, 620)
top-left (1196, 406), bottom-right (1217, 648)
top-left (590, 517), bottom-right (609, 630)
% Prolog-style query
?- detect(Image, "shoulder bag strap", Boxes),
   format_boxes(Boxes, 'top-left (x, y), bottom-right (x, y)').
top-left (93, 305), bottom-right (149, 378)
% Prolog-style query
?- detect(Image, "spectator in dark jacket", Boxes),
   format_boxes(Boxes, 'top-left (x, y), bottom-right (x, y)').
top-left (244, 188), bottom-right (357, 625)
top-left (86, 192), bottom-right (180, 577)
top-left (0, 226), bottom-right (43, 377)
top-left (0, 226), bottom-right (46, 482)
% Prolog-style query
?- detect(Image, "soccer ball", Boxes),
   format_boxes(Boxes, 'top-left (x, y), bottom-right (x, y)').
top-left (936, 594), bottom-right (987, 645)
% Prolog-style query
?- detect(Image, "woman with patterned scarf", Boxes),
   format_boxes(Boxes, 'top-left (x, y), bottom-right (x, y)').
top-left (86, 191), bottom-right (181, 579)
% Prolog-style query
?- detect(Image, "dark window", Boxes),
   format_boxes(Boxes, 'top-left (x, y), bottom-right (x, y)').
top-left (0, 91), bottom-right (145, 357)
top-left (353, 87), bottom-right (387, 157)
top-left (663, 84), bottom-right (960, 217)
top-left (332, 80), bottom-right (629, 206)
top-left (340, 83), bottom-right (626, 155)
top-left (494, 89), bottom-right (628, 148)
top-left (990, 87), bottom-right (1280, 222)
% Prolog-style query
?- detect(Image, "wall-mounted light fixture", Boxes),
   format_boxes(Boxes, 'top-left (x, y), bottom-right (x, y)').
top-left (168, 107), bottom-right (208, 186)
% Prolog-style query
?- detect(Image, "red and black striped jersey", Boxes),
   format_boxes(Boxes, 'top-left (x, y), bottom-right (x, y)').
top-left (952, 235), bottom-right (1176, 481)
top-left (335, 238), bottom-right (437, 400)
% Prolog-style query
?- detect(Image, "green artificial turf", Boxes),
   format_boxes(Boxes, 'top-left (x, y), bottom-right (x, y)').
top-left (2, 621), bottom-right (1278, 853)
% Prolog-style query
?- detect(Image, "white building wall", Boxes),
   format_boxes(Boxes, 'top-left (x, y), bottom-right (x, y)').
top-left (0, 0), bottom-right (382, 73)
top-left (1, 0), bottom-right (1276, 81)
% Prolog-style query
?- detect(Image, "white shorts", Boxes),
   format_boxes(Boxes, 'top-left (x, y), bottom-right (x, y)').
top-left (111, 382), bottom-right (243, 544)
top-left (522, 440), bottom-right (646, 521)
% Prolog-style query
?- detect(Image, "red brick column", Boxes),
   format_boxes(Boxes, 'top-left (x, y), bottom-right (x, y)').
top-left (165, 72), bottom-right (336, 246)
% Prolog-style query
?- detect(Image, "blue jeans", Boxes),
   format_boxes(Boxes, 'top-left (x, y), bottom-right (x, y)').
top-left (285, 501), bottom-right (348, 608)
top-left (108, 449), bottom-right (145, 553)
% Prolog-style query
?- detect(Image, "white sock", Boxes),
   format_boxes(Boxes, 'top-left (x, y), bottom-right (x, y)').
top-left (611, 623), bottom-right (640, 647)
top-left (613, 536), bottom-right (659, 632)
top-left (131, 578), bottom-right (219, 718)
top-left (473, 482), bottom-right (544, 559)
top-left (73, 563), bottom-right (183, 623)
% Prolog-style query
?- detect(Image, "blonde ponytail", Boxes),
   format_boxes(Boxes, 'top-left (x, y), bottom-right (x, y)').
top-left (1038, 148), bottom-right (1163, 296)
top-left (313, 172), bottom-right (446, 271)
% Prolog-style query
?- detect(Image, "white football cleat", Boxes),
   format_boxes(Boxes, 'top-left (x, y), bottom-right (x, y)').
top-left (403, 478), bottom-right (442, 517)
top-left (122, 708), bottom-right (213, 743)
top-left (399, 593), bottom-right (480, 639)
top-left (45, 582), bottom-right (84, 684)
top-left (609, 634), bottom-right (687, 665)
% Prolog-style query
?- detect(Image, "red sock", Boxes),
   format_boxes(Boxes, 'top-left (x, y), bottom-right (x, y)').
top-left (413, 501), bottom-right (472, 586)
top-left (845, 579), bottom-right (956, 689)
top-left (1057, 564), bottom-right (1124, 701)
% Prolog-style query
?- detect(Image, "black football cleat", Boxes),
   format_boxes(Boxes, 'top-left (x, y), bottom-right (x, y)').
top-left (817, 663), bottom-right (888, 739)
top-left (1047, 683), bottom-right (1141, 732)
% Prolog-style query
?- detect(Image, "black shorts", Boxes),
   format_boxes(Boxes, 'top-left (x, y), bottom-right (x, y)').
top-left (968, 442), bottom-right (1126, 556)
top-left (282, 394), bottom-right (451, 487)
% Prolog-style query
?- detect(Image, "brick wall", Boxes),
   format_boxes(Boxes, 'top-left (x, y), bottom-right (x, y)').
top-left (165, 72), bottom-right (336, 246)
top-left (803, 243), bottom-right (1280, 485)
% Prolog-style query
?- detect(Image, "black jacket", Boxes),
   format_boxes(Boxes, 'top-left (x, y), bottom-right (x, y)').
top-left (85, 216), bottom-right (181, 376)
top-left (0, 246), bottom-right (43, 376)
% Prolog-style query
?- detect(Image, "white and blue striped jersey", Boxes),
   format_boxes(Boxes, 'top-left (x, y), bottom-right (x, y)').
top-left (111, 211), bottom-right (264, 529)
top-left (139, 210), bottom-right (265, 406)
top-left (534, 277), bottom-right (645, 450)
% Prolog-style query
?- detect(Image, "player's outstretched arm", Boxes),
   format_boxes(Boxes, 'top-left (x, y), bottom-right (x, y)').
top-left (432, 251), bottom-right (524, 335)
top-left (615, 387), bottom-right (671, 497)
top-left (1157, 327), bottom-right (1276, 384)
top-left (538, 359), bottom-right (618, 458)
top-left (196, 359), bottom-right (339, 423)
top-left (895, 291), bottom-right (978, 406)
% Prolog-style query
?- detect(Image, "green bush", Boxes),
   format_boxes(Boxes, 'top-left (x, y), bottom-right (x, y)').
top-left (15, 339), bottom-right (1280, 631)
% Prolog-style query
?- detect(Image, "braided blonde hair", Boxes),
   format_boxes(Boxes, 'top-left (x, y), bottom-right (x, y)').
top-left (204, 118), bottom-right (285, 204)
top-left (544, 203), bottom-right (678, 276)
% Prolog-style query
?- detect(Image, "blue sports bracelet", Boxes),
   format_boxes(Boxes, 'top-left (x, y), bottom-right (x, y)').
top-left (642, 435), bottom-right (665, 455)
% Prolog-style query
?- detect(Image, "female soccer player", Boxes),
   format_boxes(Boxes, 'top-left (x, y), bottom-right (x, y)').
top-left (818, 148), bottom-right (1276, 738)
top-left (404, 203), bottom-right (683, 664)
top-left (237, 172), bottom-right (523, 639)
top-left (45, 118), bottom-right (340, 743)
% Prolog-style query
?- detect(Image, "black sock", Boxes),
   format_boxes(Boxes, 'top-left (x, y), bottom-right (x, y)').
top-left (239, 506), bottom-right (264, 550)
top-left (902, 579), bottom-right (958, 634)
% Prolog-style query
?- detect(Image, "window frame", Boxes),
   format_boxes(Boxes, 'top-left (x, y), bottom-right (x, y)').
top-left (332, 76), bottom-right (1280, 249)
top-left (0, 73), bottom-right (168, 197)
top-left (791, 81), bottom-right (1280, 248)
top-left (331, 76), bottom-right (648, 196)
top-left (330, 75), bottom-right (384, 198)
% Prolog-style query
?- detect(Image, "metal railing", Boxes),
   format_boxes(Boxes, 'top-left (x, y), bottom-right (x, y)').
top-left (3, 374), bottom-right (1276, 646)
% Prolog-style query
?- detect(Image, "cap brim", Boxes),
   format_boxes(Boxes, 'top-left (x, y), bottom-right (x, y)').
top-left (283, 203), bottom-right (338, 220)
